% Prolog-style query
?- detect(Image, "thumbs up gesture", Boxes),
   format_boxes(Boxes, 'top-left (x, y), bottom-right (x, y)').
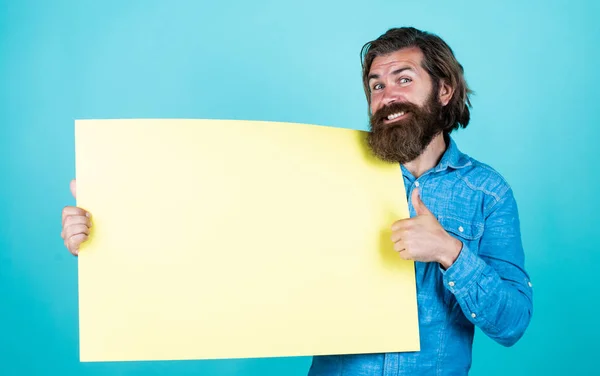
top-left (391, 188), bottom-right (463, 269)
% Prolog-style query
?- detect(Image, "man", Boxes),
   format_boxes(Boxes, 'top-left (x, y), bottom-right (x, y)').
top-left (61, 27), bottom-right (532, 375)
top-left (306, 27), bottom-right (533, 375)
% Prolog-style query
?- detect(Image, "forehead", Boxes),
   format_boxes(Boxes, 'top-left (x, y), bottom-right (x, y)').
top-left (368, 47), bottom-right (425, 74)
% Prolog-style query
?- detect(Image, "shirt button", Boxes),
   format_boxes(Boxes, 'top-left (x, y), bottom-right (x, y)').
top-left (528, 281), bottom-right (533, 287)
top-left (471, 313), bottom-right (477, 318)
top-left (415, 181), bottom-right (420, 187)
top-left (458, 226), bottom-right (464, 233)
top-left (448, 281), bottom-right (455, 287)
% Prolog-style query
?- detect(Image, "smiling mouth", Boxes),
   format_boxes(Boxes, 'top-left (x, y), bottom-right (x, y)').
top-left (384, 111), bottom-right (409, 123)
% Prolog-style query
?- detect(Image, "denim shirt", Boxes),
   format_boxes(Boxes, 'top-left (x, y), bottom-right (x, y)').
top-left (308, 136), bottom-right (533, 376)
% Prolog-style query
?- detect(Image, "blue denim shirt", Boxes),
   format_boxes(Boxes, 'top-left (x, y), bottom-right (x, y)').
top-left (307, 136), bottom-right (533, 376)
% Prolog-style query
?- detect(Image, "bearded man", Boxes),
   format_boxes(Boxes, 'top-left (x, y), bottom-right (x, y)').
top-left (60, 26), bottom-right (533, 376)
top-left (307, 27), bottom-right (534, 376)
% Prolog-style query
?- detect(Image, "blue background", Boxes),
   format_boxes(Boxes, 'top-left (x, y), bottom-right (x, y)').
top-left (1, 0), bottom-right (599, 375)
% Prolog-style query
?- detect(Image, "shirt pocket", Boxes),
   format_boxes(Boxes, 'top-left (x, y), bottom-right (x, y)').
top-left (437, 215), bottom-right (484, 246)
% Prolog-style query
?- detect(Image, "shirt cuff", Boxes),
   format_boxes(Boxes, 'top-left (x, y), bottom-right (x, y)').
top-left (440, 243), bottom-right (487, 298)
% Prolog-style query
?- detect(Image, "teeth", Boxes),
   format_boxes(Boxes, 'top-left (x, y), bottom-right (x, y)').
top-left (387, 111), bottom-right (405, 120)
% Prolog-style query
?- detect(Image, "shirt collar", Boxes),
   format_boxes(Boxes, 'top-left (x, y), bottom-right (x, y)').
top-left (400, 134), bottom-right (472, 179)
top-left (434, 135), bottom-right (472, 172)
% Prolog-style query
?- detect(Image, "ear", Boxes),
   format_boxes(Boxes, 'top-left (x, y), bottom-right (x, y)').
top-left (438, 80), bottom-right (454, 106)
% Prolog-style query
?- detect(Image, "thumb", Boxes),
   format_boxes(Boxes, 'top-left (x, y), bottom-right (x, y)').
top-left (70, 179), bottom-right (77, 199)
top-left (411, 188), bottom-right (432, 216)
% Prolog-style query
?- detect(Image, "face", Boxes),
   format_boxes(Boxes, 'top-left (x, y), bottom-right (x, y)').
top-left (366, 47), bottom-right (450, 164)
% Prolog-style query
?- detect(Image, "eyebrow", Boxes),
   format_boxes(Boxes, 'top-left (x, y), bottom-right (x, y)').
top-left (368, 67), bottom-right (414, 82)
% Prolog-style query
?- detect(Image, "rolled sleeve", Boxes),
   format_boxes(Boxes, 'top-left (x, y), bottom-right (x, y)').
top-left (440, 243), bottom-right (486, 298)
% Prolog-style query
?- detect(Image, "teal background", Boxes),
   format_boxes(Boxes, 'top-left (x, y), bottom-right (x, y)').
top-left (1, 0), bottom-right (599, 375)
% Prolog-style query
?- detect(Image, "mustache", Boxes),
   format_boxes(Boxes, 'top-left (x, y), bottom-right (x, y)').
top-left (371, 101), bottom-right (422, 126)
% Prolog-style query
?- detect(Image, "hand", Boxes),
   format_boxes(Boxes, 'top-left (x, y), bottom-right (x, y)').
top-left (61, 179), bottom-right (92, 256)
top-left (390, 188), bottom-right (462, 269)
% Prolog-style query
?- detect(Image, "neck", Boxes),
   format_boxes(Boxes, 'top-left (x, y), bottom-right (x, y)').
top-left (403, 133), bottom-right (447, 178)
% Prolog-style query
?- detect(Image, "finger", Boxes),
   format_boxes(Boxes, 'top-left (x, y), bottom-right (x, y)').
top-left (64, 224), bottom-right (91, 240)
top-left (411, 188), bottom-right (432, 216)
top-left (62, 206), bottom-right (90, 226)
top-left (63, 215), bottom-right (92, 229)
top-left (66, 233), bottom-right (88, 255)
top-left (70, 179), bottom-right (77, 199)
top-left (393, 240), bottom-right (406, 253)
top-left (391, 230), bottom-right (403, 243)
top-left (395, 243), bottom-right (412, 260)
top-left (391, 225), bottom-right (410, 242)
top-left (391, 218), bottom-right (412, 232)
top-left (398, 249), bottom-right (412, 260)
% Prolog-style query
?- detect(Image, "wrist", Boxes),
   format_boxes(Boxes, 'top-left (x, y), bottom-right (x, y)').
top-left (439, 237), bottom-right (463, 270)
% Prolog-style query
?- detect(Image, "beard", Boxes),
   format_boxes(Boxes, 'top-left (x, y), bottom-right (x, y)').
top-left (366, 93), bottom-right (444, 164)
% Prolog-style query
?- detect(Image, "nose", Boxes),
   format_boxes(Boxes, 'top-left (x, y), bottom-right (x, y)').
top-left (382, 86), bottom-right (401, 107)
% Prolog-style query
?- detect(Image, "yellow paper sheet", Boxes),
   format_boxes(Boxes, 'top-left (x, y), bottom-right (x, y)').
top-left (75, 119), bottom-right (419, 362)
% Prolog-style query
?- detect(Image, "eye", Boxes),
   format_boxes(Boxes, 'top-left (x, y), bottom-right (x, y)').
top-left (372, 83), bottom-right (384, 91)
top-left (399, 77), bottom-right (412, 84)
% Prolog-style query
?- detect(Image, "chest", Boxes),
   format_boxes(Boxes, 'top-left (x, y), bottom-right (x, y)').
top-left (403, 173), bottom-right (485, 255)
